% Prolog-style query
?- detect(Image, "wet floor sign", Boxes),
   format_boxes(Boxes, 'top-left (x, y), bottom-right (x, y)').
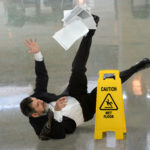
top-left (94, 70), bottom-right (126, 140)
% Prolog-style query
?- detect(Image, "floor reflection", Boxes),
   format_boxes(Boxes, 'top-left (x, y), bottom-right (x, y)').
top-left (131, 0), bottom-right (150, 19)
top-left (0, 85), bottom-right (32, 110)
top-left (132, 74), bottom-right (143, 96)
top-left (1, 0), bottom-right (74, 27)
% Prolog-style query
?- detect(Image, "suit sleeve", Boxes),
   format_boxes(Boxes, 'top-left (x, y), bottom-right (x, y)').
top-left (34, 60), bottom-right (49, 93)
top-left (30, 114), bottom-right (77, 140)
top-left (39, 117), bottom-right (76, 140)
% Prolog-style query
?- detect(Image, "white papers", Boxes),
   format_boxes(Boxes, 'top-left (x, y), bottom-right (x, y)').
top-left (53, 20), bottom-right (89, 50)
top-left (62, 6), bottom-right (96, 29)
top-left (62, 6), bottom-right (83, 24)
top-left (53, 5), bottom-right (96, 50)
top-left (82, 16), bottom-right (96, 30)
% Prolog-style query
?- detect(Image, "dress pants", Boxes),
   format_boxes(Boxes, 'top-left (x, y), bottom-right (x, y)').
top-left (66, 30), bottom-right (140, 121)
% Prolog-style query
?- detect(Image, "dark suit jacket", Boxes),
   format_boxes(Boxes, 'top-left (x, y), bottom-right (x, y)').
top-left (29, 60), bottom-right (76, 140)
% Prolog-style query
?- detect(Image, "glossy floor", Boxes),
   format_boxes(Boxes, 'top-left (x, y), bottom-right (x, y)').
top-left (0, 0), bottom-right (150, 150)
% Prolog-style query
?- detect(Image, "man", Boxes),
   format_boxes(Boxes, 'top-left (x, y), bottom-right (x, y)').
top-left (20, 15), bottom-right (150, 140)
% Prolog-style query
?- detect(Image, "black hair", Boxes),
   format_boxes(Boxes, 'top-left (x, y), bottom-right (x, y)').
top-left (20, 97), bottom-right (36, 117)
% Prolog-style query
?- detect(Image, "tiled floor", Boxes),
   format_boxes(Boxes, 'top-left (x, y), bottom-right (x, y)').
top-left (1, 0), bottom-right (150, 150)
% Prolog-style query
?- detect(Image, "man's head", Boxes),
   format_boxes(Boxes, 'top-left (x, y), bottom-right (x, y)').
top-left (20, 97), bottom-right (47, 117)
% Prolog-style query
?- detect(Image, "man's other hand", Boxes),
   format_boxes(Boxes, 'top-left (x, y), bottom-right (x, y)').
top-left (24, 38), bottom-right (40, 54)
top-left (54, 97), bottom-right (67, 111)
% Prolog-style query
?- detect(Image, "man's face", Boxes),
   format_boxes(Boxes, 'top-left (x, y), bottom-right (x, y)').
top-left (30, 97), bottom-right (47, 117)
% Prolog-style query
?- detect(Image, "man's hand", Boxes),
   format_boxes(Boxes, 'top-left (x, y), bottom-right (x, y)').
top-left (24, 38), bottom-right (40, 54)
top-left (54, 97), bottom-right (67, 111)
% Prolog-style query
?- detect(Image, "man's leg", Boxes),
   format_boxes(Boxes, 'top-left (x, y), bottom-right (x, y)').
top-left (67, 16), bottom-right (100, 96)
top-left (103, 58), bottom-right (150, 83)
top-left (86, 58), bottom-right (150, 120)
top-left (119, 58), bottom-right (150, 83)
top-left (68, 30), bottom-right (96, 96)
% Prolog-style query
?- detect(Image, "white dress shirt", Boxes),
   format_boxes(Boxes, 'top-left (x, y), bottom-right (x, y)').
top-left (34, 52), bottom-right (84, 126)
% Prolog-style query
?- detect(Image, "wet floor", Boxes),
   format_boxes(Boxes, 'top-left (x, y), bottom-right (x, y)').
top-left (0, 0), bottom-right (150, 150)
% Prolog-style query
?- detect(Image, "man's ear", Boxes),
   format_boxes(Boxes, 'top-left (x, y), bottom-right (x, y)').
top-left (31, 112), bottom-right (40, 118)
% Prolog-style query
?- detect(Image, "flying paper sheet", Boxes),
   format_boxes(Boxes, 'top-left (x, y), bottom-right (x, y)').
top-left (53, 20), bottom-right (88, 50)
top-left (62, 6), bottom-right (96, 29)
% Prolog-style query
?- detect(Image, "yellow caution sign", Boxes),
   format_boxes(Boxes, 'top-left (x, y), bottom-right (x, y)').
top-left (94, 70), bottom-right (126, 140)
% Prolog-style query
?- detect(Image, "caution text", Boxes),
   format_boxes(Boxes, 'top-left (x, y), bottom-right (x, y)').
top-left (101, 87), bottom-right (117, 91)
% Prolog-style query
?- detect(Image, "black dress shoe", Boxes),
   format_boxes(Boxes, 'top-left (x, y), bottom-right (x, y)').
top-left (92, 14), bottom-right (100, 27)
top-left (135, 58), bottom-right (150, 71)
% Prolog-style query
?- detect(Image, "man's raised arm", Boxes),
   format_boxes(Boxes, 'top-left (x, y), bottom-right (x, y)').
top-left (24, 39), bottom-right (49, 93)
